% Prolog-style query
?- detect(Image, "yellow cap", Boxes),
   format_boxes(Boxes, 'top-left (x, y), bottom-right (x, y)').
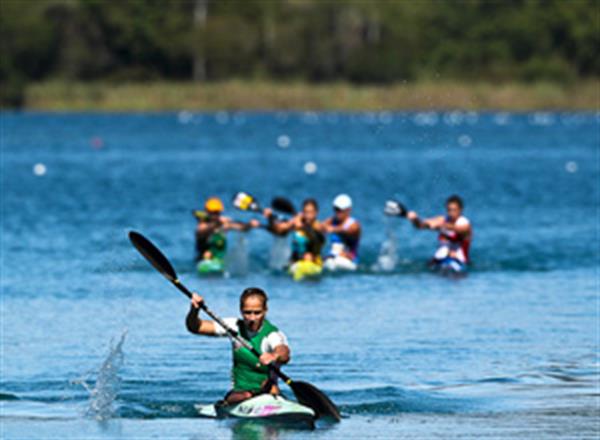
top-left (204, 197), bottom-right (224, 213)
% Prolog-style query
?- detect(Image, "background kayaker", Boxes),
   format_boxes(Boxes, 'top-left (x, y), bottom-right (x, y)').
top-left (323, 194), bottom-right (361, 270)
top-left (406, 194), bottom-right (472, 267)
top-left (262, 198), bottom-right (326, 265)
top-left (185, 287), bottom-right (290, 404)
top-left (194, 197), bottom-right (258, 262)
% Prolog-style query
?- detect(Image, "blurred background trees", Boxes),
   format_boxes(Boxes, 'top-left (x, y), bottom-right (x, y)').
top-left (1, 0), bottom-right (598, 106)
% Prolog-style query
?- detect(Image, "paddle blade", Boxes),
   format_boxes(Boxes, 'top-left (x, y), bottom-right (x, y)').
top-left (232, 192), bottom-right (260, 212)
top-left (384, 200), bottom-right (407, 217)
top-left (271, 197), bottom-right (296, 215)
top-left (289, 380), bottom-right (341, 422)
top-left (128, 231), bottom-right (178, 282)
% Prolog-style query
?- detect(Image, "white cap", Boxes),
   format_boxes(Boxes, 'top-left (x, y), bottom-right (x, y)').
top-left (333, 194), bottom-right (352, 210)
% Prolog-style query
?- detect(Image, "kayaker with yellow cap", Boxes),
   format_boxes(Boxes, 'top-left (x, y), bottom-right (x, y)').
top-left (195, 197), bottom-right (257, 274)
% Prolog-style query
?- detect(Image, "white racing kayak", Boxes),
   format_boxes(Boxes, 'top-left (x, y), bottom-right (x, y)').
top-left (430, 257), bottom-right (467, 276)
top-left (195, 393), bottom-right (316, 426)
top-left (323, 255), bottom-right (357, 272)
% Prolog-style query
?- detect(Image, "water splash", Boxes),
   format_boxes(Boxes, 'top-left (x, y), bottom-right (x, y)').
top-left (75, 330), bottom-right (127, 420)
top-left (269, 236), bottom-right (290, 271)
top-left (225, 232), bottom-right (249, 276)
top-left (372, 218), bottom-right (398, 272)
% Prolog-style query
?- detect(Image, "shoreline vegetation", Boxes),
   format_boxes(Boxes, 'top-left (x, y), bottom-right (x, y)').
top-left (20, 80), bottom-right (599, 112)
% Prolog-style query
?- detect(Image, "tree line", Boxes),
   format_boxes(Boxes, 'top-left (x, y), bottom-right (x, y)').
top-left (1, 0), bottom-right (598, 106)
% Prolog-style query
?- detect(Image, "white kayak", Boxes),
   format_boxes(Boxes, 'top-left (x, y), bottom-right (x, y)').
top-left (430, 257), bottom-right (467, 276)
top-left (323, 255), bottom-right (357, 272)
top-left (195, 393), bottom-right (316, 426)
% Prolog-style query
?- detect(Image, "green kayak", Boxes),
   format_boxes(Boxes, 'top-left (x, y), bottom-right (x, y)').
top-left (196, 258), bottom-right (225, 275)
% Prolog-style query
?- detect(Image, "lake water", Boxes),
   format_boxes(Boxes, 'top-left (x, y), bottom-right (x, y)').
top-left (1, 111), bottom-right (598, 439)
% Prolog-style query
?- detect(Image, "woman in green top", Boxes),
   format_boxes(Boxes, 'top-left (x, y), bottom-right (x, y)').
top-left (185, 287), bottom-right (290, 404)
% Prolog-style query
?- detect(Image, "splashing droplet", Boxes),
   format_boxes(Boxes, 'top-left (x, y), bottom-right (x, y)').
top-left (372, 219), bottom-right (398, 272)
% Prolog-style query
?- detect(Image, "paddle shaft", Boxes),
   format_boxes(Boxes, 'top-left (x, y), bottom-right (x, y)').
top-left (173, 278), bottom-right (293, 384)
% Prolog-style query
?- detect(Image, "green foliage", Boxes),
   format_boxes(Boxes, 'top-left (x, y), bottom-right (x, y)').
top-left (0, 0), bottom-right (597, 106)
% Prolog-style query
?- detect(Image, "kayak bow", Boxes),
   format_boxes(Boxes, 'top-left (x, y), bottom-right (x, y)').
top-left (289, 260), bottom-right (322, 281)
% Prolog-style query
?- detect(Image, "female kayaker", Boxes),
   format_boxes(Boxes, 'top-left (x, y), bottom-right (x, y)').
top-left (185, 287), bottom-right (290, 404)
top-left (263, 198), bottom-right (326, 269)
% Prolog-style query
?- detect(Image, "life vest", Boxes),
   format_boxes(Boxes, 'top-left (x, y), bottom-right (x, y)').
top-left (438, 216), bottom-right (471, 263)
top-left (328, 217), bottom-right (359, 261)
top-left (195, 229), bottom-right (226, 261)
top-left (231, 319), bottom-right (279, 392)
top-left (290, 222), bottom-right (324, 263)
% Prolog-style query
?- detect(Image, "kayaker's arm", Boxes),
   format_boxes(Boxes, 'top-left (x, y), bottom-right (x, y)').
top-left (324, 218), bottom-right (360, 238)
top-left (196, 219), bottom-right (219, 236)
top-left (259, 344), bottom-right (290, 366)
top-left (440, 220), bottom-right (471, 235)
top-left (407, 212), bottom-right (443, 230)
top-left (220, 216), bottom-right (255, 232)
top-left (262, 208), bottom-right (294, 235)
top-left (344, 221), bottom-right (361, 238)
top-left (273, 344), bottom-right (290, 364)
top-left (185, 294), bottom-right (219, 335)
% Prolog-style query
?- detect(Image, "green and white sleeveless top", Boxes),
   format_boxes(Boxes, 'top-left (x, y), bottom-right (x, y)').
top-left (214, 318), bottom-right (288, 392)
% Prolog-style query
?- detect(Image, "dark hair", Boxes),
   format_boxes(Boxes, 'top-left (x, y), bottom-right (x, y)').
top-left (446, 194), bottom-right (464, 209)
top-left (303, 198), bottom-right (319, 211)
top-left (240, 287), bottom-right (268, 309)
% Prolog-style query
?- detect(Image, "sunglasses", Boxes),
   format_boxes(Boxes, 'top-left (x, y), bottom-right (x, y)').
top-left (242, 310), bottom-right (263, 316)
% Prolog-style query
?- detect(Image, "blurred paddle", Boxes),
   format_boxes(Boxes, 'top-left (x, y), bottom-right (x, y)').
top-left (232, 191), bottom-right (261, 213)
top-left (232, 192), bottom-right (296, 216)
top-left (384, 200), bottom-right (428, 228)
top-left (128, 231), bottom-right (341, 422)
top-left (384, 200), bottom-right (408, 217)
top-left (271, 197), bottom-right (296, 215)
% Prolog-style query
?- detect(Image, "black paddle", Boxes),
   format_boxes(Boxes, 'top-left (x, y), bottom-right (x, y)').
top-left (128, 231), bottom-right (341, 422)
top-left (271, 197), bottom-right (296, 215)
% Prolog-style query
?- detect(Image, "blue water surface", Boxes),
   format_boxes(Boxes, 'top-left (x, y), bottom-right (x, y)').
top-left (1, 111), bottom-right (598, 439)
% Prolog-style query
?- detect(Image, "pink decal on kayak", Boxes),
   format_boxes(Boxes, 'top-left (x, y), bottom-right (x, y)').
top-left (259, 405), bottom-right (281, 416)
